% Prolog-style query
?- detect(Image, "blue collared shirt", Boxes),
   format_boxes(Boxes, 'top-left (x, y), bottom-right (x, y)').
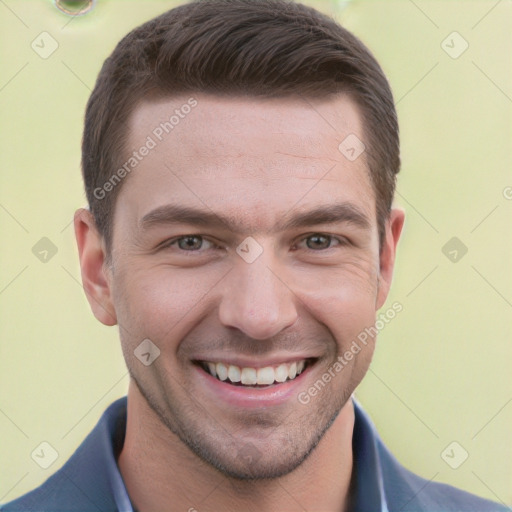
top-left (2, 396), bottom-right (508, 512)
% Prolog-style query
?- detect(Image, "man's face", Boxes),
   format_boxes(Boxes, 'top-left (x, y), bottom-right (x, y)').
top-left (99, 94), bottom-right (399, 479)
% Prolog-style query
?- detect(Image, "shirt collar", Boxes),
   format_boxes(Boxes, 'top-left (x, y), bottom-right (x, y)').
top-left (101, 398), bottom-right (134, 512)
top-left (351, 395), bottom-right (389, 512)
top-left (103, 396), bottom-right (388, 512)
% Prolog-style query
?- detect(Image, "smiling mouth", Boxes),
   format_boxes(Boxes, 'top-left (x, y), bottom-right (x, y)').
top-left (195, 359), bottom-right (315, 387)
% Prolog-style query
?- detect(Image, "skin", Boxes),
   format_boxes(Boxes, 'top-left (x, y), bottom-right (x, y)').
top-left (75, 93), bottom-right (404, 512)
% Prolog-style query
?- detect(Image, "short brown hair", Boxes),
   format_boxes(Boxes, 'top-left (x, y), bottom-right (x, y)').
top-left (82, 0), bottom-right (399, 253)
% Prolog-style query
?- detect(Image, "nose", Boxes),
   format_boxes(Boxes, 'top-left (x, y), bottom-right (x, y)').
top-left (218, 253), bottom-right (298, 340)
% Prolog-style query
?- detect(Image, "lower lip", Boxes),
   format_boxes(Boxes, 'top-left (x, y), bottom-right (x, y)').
top-left (194, 363), bottom-right (314, 409)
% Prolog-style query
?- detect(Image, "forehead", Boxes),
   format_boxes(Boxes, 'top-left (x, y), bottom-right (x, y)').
top-left (117, 93), bottom-right (375, 232)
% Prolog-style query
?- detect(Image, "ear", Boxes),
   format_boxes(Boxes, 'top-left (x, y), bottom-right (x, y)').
top-left (74, 208), bottom-right (117, 326)
top-left (376, 207), bottom-right (405, 310)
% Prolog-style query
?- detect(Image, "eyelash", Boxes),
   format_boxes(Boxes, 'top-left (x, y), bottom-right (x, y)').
top-left (159, 233), bottom-right (348, 253)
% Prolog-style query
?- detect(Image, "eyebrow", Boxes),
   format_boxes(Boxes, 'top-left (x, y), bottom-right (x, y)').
top-left (139, 202), bottom-right (372, 234)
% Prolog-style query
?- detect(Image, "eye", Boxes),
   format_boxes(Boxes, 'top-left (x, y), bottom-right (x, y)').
top-left (162, 235), bottom-right (215, 251)
top-left (296, 233), bottom-right (345, 251)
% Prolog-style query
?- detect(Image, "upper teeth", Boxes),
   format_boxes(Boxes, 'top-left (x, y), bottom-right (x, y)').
top-left (205, 360), bottom-right (306, 386)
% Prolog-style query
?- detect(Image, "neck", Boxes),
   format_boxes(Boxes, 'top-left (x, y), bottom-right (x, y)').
top-left (118, 382), bottom-right (355, 512)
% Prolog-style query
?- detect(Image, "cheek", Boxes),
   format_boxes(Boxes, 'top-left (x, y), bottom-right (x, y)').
top-left (292, 256), bottom-right (380, 344)
top-left (112, 263), bottom-right (224, 347)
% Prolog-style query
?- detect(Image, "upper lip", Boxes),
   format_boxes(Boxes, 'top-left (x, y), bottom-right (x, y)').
top-left (192, 354), bottom-right (318, 369)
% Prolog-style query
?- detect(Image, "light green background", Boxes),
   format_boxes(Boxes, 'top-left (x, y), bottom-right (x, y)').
top-left (1, 0), bottom-right (511, 506)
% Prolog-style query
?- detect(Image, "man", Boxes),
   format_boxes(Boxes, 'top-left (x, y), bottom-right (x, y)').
top-left (2, 1), bottom-right (508, 511)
